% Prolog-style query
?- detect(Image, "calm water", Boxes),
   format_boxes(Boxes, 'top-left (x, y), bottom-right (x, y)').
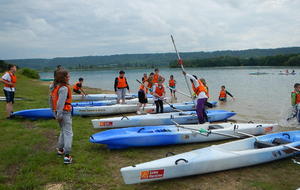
top-left (40, 67), bottom-right (300, 123)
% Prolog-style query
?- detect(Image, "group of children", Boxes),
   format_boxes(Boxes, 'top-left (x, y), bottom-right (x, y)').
top-left (1, 64), bottom-right (300, 167)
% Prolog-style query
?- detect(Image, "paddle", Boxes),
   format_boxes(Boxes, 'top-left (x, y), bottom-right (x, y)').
top-left (166, 86), bottom-right (192, 99)
top-left (170, 35), bottom-right (193, 100)
top-left (171, 120), bottom-right (241, 138)
top-left (136, 79), bottom-right (184, 112)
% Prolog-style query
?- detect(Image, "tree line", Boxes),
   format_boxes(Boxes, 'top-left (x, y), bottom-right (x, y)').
top-left (169, 53), bottom-right (300, 68)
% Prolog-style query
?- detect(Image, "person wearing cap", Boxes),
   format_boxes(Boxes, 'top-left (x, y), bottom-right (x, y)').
top-left (114, 70), bottom-right (130, 104)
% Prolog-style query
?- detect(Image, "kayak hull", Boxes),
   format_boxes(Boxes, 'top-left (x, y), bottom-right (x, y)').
top-left (72, 93), bottom-right (153, 101)
top-left (90, 123), bottom-right (277, 149)
top-left (92, 110), bottom-right (236, 128)
top-left (121, 130), bottom-right (300, 184)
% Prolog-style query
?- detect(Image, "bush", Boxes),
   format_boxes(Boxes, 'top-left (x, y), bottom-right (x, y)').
top-left (21, 68), bottom-right (40, 79)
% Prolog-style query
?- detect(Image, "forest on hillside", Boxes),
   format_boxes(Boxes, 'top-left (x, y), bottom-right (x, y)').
top-left (5, 47), bottom-right (300, 71)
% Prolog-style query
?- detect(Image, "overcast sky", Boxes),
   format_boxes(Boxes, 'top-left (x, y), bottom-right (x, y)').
top-left (1, 0), bottom-right (300, 59)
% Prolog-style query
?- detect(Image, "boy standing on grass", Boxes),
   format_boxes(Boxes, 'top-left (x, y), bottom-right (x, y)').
top-left (1, 64), bottom-right (17, 119)
top-left (114, 70), bottom-right (130, 104)
top-left (290, 83), bottom-right (300, 123)
top-left (50, 69), bottom-right (73, 164)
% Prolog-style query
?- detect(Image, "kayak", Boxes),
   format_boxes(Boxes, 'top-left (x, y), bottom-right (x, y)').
top-left (89, 123), bottom-right (277, 149)
top-left (72, 93), bottom-right (153, 101)
top-left (71, 98), bottom-right (155, 107)
top-left (249, 72), bottom-right (269, 75)
top-left (121, 130), bottom-right (300, 184)
top-left (92, 110), bottom-right (236, 129)
top-left (12, 100), bottom-right (216, 119)
top-left (40, 78), bottom-right (54, 81)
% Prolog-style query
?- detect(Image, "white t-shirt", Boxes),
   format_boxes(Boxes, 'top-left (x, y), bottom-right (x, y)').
top-left (2, 72), bottom-right (15, 92)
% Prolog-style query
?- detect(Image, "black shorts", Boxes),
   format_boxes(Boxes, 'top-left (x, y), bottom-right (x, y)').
top-left (73, 89), bottom-right (81, 94)
top-left (138, 90), bottom-right (148, 104)
top-left (3, 89), bottom-right (15, 103)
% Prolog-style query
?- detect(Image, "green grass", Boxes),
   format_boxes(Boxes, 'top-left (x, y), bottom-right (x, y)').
top-left (0, 72), bottom-right (300, 190)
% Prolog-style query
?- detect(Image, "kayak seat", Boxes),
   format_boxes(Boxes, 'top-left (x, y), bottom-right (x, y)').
top-left (254, 141), bottom-right (276, 149)
top-left (208, 125), bottom-right (224, 130)
top-left (272, 138), bottom-right (292, 145)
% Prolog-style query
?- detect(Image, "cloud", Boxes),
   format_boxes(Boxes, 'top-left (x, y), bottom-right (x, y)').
top-left (0, 0), bottom-right (300, 59)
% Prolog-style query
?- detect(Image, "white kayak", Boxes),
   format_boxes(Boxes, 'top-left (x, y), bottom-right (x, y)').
top-left (74, 102), bottom-right (193, 117)
top-left (90, 123), bottom-right (277, 149)
top-left (121, 130), bottom-right (300, 184)
top-left (72, 93), bottom-right (152, 101)
top-left (92, 110), bottom-right (236, 128)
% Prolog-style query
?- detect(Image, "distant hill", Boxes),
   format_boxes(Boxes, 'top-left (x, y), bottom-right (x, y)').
top-left (0, 60), bottom-right (9, 72)
top-left (5, 47), bottom-right (300, 71)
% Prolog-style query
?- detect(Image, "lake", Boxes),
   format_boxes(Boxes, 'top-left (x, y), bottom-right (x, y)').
top-left (40, 67), bottom-right (300, 124)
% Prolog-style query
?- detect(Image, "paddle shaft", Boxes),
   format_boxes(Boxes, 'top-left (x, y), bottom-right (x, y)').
top-left (170, 35), bottom-right (193, 100)
top-left (166, 86), bottom-right (192, 98)
top-left (171, 120), bottom-right (241, 138)
top-left (136, 79), bottom-right (184, 112)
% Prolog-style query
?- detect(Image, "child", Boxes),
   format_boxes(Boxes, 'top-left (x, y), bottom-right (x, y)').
top-left (290, 83), bottom-right (300, 123)
top-left (50, 69), bottom-right (73, 164)
top-left (114, 70), bottom-right (130, 104)
top-left (183, 71), bottom-right (208, 124)
top-left (137, 79), bottom-right (148, 114)
top-left (1, 64), bottom-right (17, 119)
top-left (168, 75), bottom-right (176, 99)
top-left (153, 68), bottom-right (165, 83)
top-left (72, 78), bottom-right (87, 95)
top-left (152, 80), bottom-right (165, 113)
top-left (219, 85), bottom-right (234, 102)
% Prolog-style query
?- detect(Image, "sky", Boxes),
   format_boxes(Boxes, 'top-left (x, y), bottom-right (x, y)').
top-left (0, 0), bottom-right (300, 59)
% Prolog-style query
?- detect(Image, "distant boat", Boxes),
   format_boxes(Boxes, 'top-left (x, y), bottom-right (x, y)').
top-left (40, 78), bottom-right (54, 81)
top-left (278, 72), bottom-right (296, 75)
top-left (249, 72), bottom-right (269, 75)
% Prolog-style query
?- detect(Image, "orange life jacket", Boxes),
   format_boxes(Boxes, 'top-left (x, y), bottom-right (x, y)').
top-left (117, 77), bottom-right (128, 88)
top-left (4, 72), bottom-right (17, 88)
top-left (219, 90), bottom-right (227, 98)
top-left (72, 82), bottom-right (81, 91)
top-left (139, 84), bottom-right (148, 93)
top-left (153, 74), bottom-right (159, 83)
top-left (169, 79), bottom-right (175, 87)
top-left (142, 76), bottom-right (148, 82)
top-left (51, 85), bottom-right (72, 112)
top-left (155, 84), bottom-right (165, 97)
top-left (292, 91), bottom-right (300, 104)
top-left (192, 80), bottom-right (207, 96)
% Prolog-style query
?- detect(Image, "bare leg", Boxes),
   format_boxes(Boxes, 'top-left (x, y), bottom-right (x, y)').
top-left (6, 102), bottom-right (13, 117)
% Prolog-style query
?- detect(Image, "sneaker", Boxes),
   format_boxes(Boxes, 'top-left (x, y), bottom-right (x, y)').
top-left (64, 155), bottom-right (72, 164)
top-left (56, 148), bottom-right (64, 156)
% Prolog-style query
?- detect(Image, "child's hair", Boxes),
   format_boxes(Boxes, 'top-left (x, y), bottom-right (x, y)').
top-left (119, 70), bottom-right (125, 74)
top-left (55, 69), bottom-right (69, 85)
top-left (221, 85), bottom-right (225, 88)
top-left (8, 64), bottom-right (16, 70)
top-left (294, 83), bottom-right (300, 88)
top-left (154, 68), bottom-right (159, 72)
top-left (170, 75), bottom-right (174, 78)
top-left (149, 72), bottom-right (154, 76)
top-left (79, 77), bottom-right (83, 81)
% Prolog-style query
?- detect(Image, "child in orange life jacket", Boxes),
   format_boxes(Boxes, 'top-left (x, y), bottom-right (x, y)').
top-left (168, 75), bottom-right (177, 99)
top-left (219, 85), bottom-right (234, 102)
top-left (183, 71), bottom-right (208, 124)
top-left (114, 70), bottom-right (130, 104)
top-left (147, 72), bottom-right (155, 90)
top-left (49, 69), bottom-right (73, 164)
top-left (290, 83), bottom-right (300, 122)
top-left (152, 80), bottom-right (165, 113)
top-left (153, 68), bottom-right (165, 84)
top-left (72, 78), bottom-right (87, 95)
top-left (1, 64), bottom-right (17, 119)
top-left (137, 79), bottom-right (149, 114)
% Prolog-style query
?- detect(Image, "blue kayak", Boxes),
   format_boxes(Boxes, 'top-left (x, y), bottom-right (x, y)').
top-left (89, 123), bottom-right (276, 149)
top-left (71, 101), bottom-right (114, 107)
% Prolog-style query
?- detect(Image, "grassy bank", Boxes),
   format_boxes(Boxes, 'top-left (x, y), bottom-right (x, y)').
top-left (0, 73), bottom-right (299, 190)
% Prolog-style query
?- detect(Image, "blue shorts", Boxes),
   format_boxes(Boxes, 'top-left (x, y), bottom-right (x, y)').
top-left (3, 89), bottom-right (15, 103)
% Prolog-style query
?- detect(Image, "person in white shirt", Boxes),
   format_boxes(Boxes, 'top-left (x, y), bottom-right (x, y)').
top-left (183, 71), bottom-right (208, 124)
top-left (1, 64), bottom-right (17, 118)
